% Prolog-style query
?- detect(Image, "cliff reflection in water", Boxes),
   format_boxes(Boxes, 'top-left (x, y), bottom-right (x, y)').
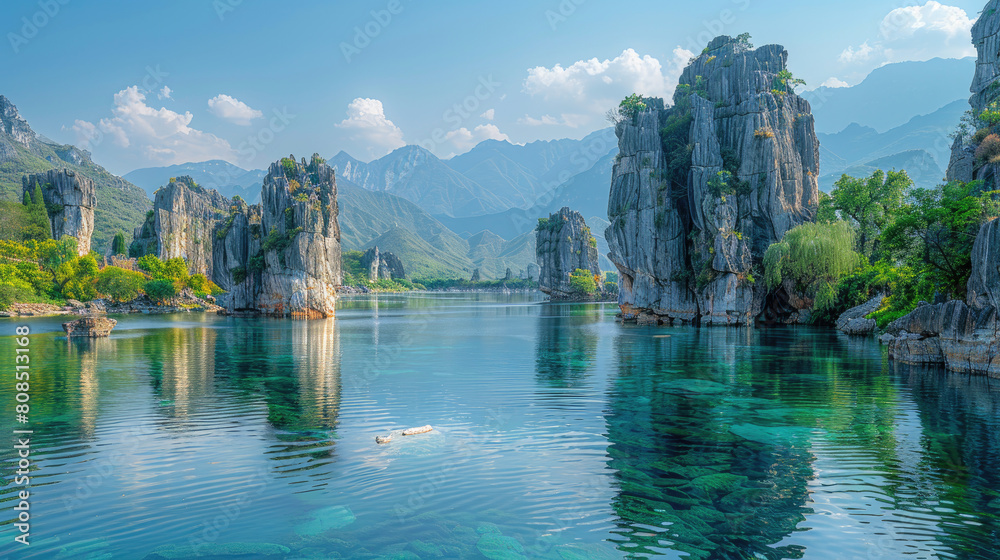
top-left (602, 328), bottom-right (911, 559)
top-left (535, 303), bottom-right (603, 388)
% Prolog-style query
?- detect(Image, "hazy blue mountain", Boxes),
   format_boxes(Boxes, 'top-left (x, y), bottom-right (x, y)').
top-left (123, 160), bottom-right (264, 202)
top-left (330, 145), bottom-right (508, 217)
top-left (438, 149), bottom-right (616, 240)
top-left (818, 99), bottom-right (967, 174)
top-left (804, 57), bottom-right (974, 133)
top-left (447, 128), bottom-right (617, 208)
top-left (331, 128), bottom-right (617, 220)
top-left (818, 149), bottom-right (945, 193)
top-left (336, 180), bottom-right (535, 280)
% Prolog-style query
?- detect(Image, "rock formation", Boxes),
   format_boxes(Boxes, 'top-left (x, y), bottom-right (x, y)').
top-left (886, 219), bottom-right (1000, 376)
top-left (131, 176), bottom-right (231, 277)
top-left (63, 316), bottom-right (117, 337)
top-left (947, 0), bottom-right (1000, 184)
top-left (1, 95), bottom-right (35, 148)
top-left (836, 294), bottom-right (884, 336)
top-left (606, 35), bottom-right (819, 325)
top-left (214, 155), bottom-right (342, 317)
top-left (886, 3), bottom-right (1000, 376)
top-left (360, 246), bottom-right (405, 281)
top-left (536, 207), bottom-right (602, 299)
top-left (22, 169), bottom-right (95, 254)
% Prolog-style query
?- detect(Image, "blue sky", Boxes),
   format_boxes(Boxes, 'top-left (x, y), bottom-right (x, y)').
top-left (0, 0), bottom-right (986, 174)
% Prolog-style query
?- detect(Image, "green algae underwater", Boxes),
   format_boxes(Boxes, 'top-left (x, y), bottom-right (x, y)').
top-left (1, 293), bottom-right (999, 559)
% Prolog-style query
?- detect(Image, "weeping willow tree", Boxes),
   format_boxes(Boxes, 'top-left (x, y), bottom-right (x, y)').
top-left (764, 221), bottom-right (861, 312)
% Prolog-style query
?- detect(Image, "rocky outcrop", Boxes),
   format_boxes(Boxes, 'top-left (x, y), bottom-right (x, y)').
top-left (947, 0), bottom-right (1000, 185)
top-left (836, 294), bottom-right (884, 336)
top-left (886, 219), bottom-right (1000, 376)
top-left (537, 207), bottom-right (602, 299)
top-left (0, 95), bottom-right (34, 148)
top-left (606, 35), bottom-right (819, 325)
top-left (131, 176), bottom-right (231, 277)
top-left (63, 316), bottom-right (117, 337)
top-left (360, 246), bottom-right (405, 281)
top-left (215, 155), bottom-right (342, 317)
top-left (22, 169), bottom-right (95, 254)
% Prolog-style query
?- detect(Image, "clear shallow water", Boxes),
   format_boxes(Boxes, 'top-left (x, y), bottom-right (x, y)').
top-left (0, 293), bottom-right (998, 559)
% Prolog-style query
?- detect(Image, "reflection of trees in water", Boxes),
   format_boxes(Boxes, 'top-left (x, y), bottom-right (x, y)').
top-left (894, 363), bottom-right (1000, 555)
top-left (603, 328), bottom-right (904, 559)
top-left (534, 303), bottom-right (602, 388)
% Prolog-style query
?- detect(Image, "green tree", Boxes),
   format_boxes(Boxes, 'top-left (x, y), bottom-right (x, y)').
top-left (111, 231), bottom-right (127, 255)
top-left (57, 254), bottom-right (99, 301)
top-left (763, 221), bottom-right (860, 313)
top-left (137, 254), bottom-right (165, 278)
top-left (163, 257), bottom-right (189, 284)
top-left (569, 268), bottom-right (597, 296)
top-left (882, 181), bottom-right (1000, 298)
top-left (22, 185), bottom-right (51, 242)
top-left (144, 279), bottom-right (176, 303)
top-left (830, 170), bottom-right (912, 262)
top-left (96, 266), bottom-right (146, 303)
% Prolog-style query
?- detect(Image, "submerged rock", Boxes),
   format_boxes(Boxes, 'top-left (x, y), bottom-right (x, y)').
top-left (294, 505), bottom-right (357, 536)
top-left (142, 542), bottom-right (291, 559)
top-left (606, 35), bottom-right (819, 325)
top-left (23, 169), bottom-right (95, 255)
top-left (63, 316), bottom-right (117, 337)
top-left (536, 207), bottom-right (602, 300)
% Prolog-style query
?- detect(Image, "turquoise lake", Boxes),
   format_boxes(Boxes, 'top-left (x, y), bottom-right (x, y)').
top-left (1, 293), bottom-right (1000, 559)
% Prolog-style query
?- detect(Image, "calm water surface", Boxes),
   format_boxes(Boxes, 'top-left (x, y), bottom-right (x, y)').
top-left (1, 293), bottom-right (999, 559)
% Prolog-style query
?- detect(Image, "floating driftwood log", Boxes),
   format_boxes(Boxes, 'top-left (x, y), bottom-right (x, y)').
top-left (375, 425), bottom-right (433, 444)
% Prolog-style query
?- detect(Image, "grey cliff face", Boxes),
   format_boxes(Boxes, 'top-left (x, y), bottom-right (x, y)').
top-left (536, 207), bottom-right (601, 299)
top-left (0, 95), bottom-right (35, 148)
top-left (606, 35), bottom-right (819, 325)
top-left (947, 0), bottom-right (1000, 184)
top-left (360, 246), bottom-right (405, 281)
top-left (140, 176), bottom-right (231, 277)
top-left (219, 155), bottom-right (342, 317)
top-left (23, 168), bottom-right (96, 255)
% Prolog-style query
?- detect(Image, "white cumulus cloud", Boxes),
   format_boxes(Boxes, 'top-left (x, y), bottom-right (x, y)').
top-left (520, 47), bottom-right (690, 130)
top-left (335, 97), bottom-right (406, 160)
top-left (444, 124), bottom-right (509, 153)
top-left (158, 86), bottom-right (172, 100)
top-left (207, 94), bottom-right (263, 125)
top-left (480, 108), bottom-right (495, 121)
top-left (839, 2), bottom-right (975, 67)
top-left (821, 77), bottom-right (850, 88)
top-left (517, 113), bottom-right (590, 128)
top-left (70, 86), bottom-right (236, 169)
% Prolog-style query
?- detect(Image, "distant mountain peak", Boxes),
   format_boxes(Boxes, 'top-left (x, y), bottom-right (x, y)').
top-left (0, 95), bottom-right (36, 148)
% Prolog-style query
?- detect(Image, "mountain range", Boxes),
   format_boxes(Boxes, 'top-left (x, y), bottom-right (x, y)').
top-left (804, 57), bottom-right (974, 134)
top-left (123, 160), bottom-right (265, 202)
